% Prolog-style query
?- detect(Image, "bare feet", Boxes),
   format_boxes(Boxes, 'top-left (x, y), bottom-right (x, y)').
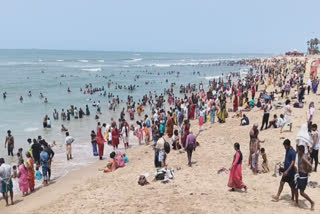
top-left (311, 202), bottom-right (315, 211)
top-left (272, 195), bottom-right (279, 202)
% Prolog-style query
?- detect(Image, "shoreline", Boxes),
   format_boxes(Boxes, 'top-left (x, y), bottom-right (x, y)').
top-left (1, 55), bottom-right (320, 214)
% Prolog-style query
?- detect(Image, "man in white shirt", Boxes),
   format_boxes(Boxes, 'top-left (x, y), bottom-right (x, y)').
top-left (0, 158), bottom-right (14, 206)
top-left (65, 132), bottom-right (75, 160)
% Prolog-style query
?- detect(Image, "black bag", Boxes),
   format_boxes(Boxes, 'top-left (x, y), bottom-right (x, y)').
top-left (155, 171), bottom-right (166, 180)
top-left (164, 138), bottom-right (170, 154)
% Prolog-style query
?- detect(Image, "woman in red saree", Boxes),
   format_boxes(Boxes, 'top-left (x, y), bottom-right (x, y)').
top-left (166, 114), bottom-right (174, 138)
top-left (228, 143), bottom-right (247, 192)
top-left (190, 104), bottom-right (196, 120)
top-left (96, 122), bottom-right (106, 160)
top-left (112, 125), bottom-right (121, 150)
top-left (26, 152), bottom-right (35, 192)
top-left (182, 120), bottom-right (190, 148)
top-left (233, 95), bottom-right (238, 112)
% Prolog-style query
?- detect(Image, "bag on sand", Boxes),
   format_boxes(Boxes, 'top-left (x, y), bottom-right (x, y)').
top-left (138, 175), bottom-right (149, 186)
top-left (164, 138), bottom-right (170, 154)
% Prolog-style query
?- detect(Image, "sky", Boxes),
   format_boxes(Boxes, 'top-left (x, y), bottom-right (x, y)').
top-left (0, 0), bottom-right (319, 54)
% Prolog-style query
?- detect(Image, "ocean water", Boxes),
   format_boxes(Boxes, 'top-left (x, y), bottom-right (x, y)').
top-left (0, 49), bottom-right (270, 184)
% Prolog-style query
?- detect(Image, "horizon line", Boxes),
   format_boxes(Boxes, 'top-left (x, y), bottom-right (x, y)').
top-left (0, 48), bottom-right (276, 55)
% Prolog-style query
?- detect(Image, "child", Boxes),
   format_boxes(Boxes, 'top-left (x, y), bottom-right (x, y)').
top-left (172, 130), bottom-right (181, 150)
top-left (12, 165), bottom-right (18, 178)
top-left (260, 148), bottom-right (270, 173)
top-left (143, 124), bottom-right (150, 145)
top-left (17, 148), bottom-right (24, 165)
top-left (123, 153), bottom-right (129, 163)
top-left (35, 166), bottom-right (42, 181)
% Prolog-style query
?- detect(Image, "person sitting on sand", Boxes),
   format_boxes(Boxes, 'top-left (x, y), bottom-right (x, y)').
top-left (280, 99), bottom-right (292, 133)
top-left (240, 114), bottom-right (249, 126)
top-left (294, 145), bottom-right (314, 210)
top-left (260, 148), bottom-right (269, 173)
top-left (99, 152), bottom-right (117, 173)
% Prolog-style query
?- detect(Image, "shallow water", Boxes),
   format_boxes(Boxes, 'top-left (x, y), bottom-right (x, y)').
top-left (0, 50), bottom-right (270, 191)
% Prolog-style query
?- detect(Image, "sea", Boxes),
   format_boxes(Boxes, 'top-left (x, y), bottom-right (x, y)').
top-left (0, 49), bottom-right (271, 190)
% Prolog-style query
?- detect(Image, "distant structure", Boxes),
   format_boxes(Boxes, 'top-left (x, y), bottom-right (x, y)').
top-left (285, 49), bottom-right (304, 57)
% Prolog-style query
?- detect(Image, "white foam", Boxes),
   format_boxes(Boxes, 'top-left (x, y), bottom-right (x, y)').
top-left (125, 58), bottom-right (142, 62)
top-left (97, 59), bottom-right (104, 62)
top-left (81, 68), bottom-right (102, 72)
top-left (205, 75), bottom-right (220, 80)
top-left (24, 127), bottom-right (39, 132)
top-left (78, 59), bottom-right (89, 63)
top-left (56, 59), bottom-right (64, 62)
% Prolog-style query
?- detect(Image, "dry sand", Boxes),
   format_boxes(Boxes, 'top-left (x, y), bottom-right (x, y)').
top-left (1, 56), bottom-right (320, 214)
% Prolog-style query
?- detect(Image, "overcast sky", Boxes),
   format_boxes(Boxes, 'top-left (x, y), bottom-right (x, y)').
top-left (0, 0), bottom-right (319, 54)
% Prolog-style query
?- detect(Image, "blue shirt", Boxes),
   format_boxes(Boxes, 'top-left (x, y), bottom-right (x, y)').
top-left (284, 147), bottom-right (296, 176)
top-left (36, 170), bottom-right (42, 180)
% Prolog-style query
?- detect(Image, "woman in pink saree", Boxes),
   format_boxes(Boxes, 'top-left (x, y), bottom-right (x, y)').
top-left (228, 143), bottom-right (247, 192)
top-left (18, 159), bottom-right (29, 196)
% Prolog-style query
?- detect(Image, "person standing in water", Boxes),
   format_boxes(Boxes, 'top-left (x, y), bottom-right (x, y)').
top-left (96, 122), bottom-right (106, 160)
top-left (5, 130), bottom-right (14, 157)
top-left (65, 132), bottom-right (74, 160)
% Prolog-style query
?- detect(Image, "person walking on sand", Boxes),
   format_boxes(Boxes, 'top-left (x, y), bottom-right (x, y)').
top-left (65, 132), bottom-right (74, 160)
top-left (272, 139), bottom-right (296, 202)
top-left (185, 131), bottom-right (198, 167)
top-left (5, 130), bottom-right (14, 157)
top-left (280, 99), bottom-right (292, 133)
top-left (294, 145), bottom-right (314, 210)
top-left (228, 143), bottom-right (247, 192)
top-left (0, 158), bottom-right (14, 206)
top-left (310, 123), bottom-right (319, 172)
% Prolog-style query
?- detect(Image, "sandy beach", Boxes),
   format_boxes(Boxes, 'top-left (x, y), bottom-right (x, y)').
top-left (0, 56), bottom-right (319, 214)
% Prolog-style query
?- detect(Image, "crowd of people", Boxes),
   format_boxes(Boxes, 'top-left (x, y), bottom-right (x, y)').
top-left (1, 56), bottom-right (319, 211)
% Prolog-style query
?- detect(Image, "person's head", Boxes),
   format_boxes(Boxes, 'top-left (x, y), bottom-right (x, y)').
top-left (13, 165), bottom-right (17, 170)
top-left (18, 148), bottom-right (23, 153)
top-left (309, 101), bottom-right (315, 109)
top-left (66, 132), bottom-right (69, 137)
top-left (26, 152), bottom-right (31, 158)
top-left (285, 99), bottom-right (290, 105)
top-left (283, 139), bottom-right (291, 150)
top-left (297, 145), bottom-right (305, 155)
top-left (253, 123), bottom-right (258, 130)
top-left (260, 148), bottom-right (265, 153)
top-left (273, 114), bottom-right (277, 119)
top-left (110, 151), bottom-right (116, 159)
top-left (97, 122), bottom-right (101, 126)
top-left (280, 114), bottom-right (284, 119)
top-left (19, 159), bottom-right (24, 165)
top-left (234, 143), bottom-right (240, 151)
top-left (311, 124), bottom-right (318, 132)
top-left (174, 130), bottom-right (178, 136)
top-left (36, 166), bottom-right (39, 171)
top-left (7, 130), bottom-right (11, 136)
top-left (27, 138), bottom-right (32, 144)
top-left (0, 158), bottom-right (5, 166)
